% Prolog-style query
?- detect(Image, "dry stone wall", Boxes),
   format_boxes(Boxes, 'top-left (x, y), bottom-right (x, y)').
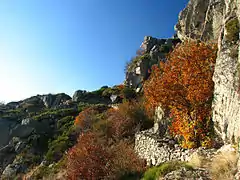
top-left (135, 129), bottom-right (217, 166)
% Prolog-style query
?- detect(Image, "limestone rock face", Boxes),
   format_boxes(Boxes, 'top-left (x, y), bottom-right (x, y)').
top-left (211, 0), bottom-right (240, 144)
top-left (153, 106), bottom-right (169, 136)
top-left (6, 93), bottom-right (72, 111)
top-left (175, 0), bottom-right (225, 41)
top-left (176, 0), bottom-right (240, 143)
top-left (38, 93), bottom-right (71, 108)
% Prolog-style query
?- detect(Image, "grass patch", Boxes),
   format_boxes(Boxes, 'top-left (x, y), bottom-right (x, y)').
top-left (142, 161), bottom-right (193, 180)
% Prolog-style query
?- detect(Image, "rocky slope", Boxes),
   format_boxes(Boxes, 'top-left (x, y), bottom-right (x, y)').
top-left (0, 1), bottom-right (239, 179)
top-left (0, 87), bottom-right (120, 179)
top-left (176, 0), bottom-right (240, 144)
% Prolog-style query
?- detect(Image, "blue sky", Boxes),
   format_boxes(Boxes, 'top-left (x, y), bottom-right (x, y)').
top-left (0, 0), bottom-right (188, 103)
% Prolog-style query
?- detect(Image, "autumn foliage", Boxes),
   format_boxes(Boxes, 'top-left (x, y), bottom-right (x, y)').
top-left (107, 100), bottom-right (153, 140)
top-left (66, 101), bottom-right (148, 179)
top-left (66, 132), bottom-right (145, 179)
top-left (74, 105), bottom-right (109, 133)
top-left (110, 140), bottom-right (146, 178)
top-left (66, 132), bottom-right (112, 180)
top-left (144, 41), bottom-right (217, 148)
top-left (74, 107), bottom-right (97, 131)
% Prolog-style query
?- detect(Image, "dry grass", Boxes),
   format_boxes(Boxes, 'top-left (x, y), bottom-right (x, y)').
top-left (188, 152), bottom-right (207, 168)
top-left (187, 146), bottom-right (239, 180)
top-left (210, 151), bottom-right (238, 180)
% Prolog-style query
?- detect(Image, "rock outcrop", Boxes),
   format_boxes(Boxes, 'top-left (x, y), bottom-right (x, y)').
top-left (24, 93), bottom-right (71, 109)
top-left (175, 0), bottom-right (225, 41)
top-left (72, 90), bottom-right (87, 102)
top-left (5, 93), bottom-right (72, 112)
top-left (0, 119), bottom-right (17, 149)
top-left (0, 104), bottom-right (78, 178)
top-left (176, 0), bottom-right (240, 143)
top-left (163, 167), bottom-right (211, 180)
top-left (125, 36), bottom-right (180, 90)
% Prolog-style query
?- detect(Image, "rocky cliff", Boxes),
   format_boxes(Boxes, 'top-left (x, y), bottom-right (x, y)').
top-left (125, 36), bottom-right (180, 90)
top-left (176, 0), bottom-right (240, 144)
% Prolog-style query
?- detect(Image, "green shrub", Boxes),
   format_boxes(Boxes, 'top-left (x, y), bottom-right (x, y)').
top-left (45, 135), bottom-right (70, 162)
top-left (31, 154), bottom-right (67, 179)
top-left (159, 44), bottom-right (171, 53)
top-left (15, 151), bottom-right (42, 169)
top-left (122, 87), bottom-right (136, 100)
top-left (1, 108), bottom-right (26, 120)
top-left (102, 86), bottom-right (121, 97)
top-left (57, 116), bottom-right (74, 134)
top-left (32, 108), bottom-right (77, 121)
top-left (77, 102), bottom-right (91, 112)
top-left (226, 18), bottom-right (239, 42)
top-left (119, 172), bottom-right (143, 180)
top-left (92, 86), bottom-right (109, 96)
top-left (126, 54), bottom-right (151, 73)
top-left (107, 100), bottom-right (153, 140)
top-left (31, 165), bottom-right (51, 180)
top-left (143, 161), bottom-right (193, 180)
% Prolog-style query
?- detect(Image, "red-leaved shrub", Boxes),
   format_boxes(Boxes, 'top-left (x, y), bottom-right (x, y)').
top-left (67, 132), bottom-right (112, 180)
top-left (144, 41), bottom-right (217, 148)
top-left (111, 141), bottom-right (146, 178)
top-left (74, 107), bottom-right (98, 132)
top-left (107, 100), bottom-right (153, 140)
top-left (67, 133), bottom-right (145, 179)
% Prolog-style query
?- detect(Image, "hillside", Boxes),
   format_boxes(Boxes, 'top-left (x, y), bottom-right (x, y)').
top-left (0, 0), bottom-right (240, 179)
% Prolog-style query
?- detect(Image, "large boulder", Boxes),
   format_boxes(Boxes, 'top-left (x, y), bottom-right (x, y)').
top-left (162, 167), bottom-right (211, 180)
top-left (19, 93), bottom-right (71, 110)
top-left (1, 164), bottom-right (20, 179)
top-left (6, 102), bottom-right (20, 109)
top-left (20, 118), bottom-right (52, 136)
top-left (48, 93), bottom-right (71, 108)
top-left (72, 90), bottom-right (87, 102)
top-left (0, 119), bottom-right (18, 149)
top-left (10, 125), bottom-right (34, 139)
top-left (153, 106), bottom-right (169, 136)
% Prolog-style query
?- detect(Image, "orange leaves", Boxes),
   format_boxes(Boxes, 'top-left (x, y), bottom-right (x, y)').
top-left (107, 100), bottom-right (152, 140)
top-left (74, 107), bottom-right (97, 131)
top-left (66, 132), bottom-right (146, 179)
top-left (144, 41), bottom-right (217, 148)
top-left (67, 102), bottom-right (148, 178)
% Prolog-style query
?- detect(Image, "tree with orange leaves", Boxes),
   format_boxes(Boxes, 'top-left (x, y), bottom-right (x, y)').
top-left (74, 107), bottom-right (97, 132)
top-left (144, 41), bottom-right (217, 148)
